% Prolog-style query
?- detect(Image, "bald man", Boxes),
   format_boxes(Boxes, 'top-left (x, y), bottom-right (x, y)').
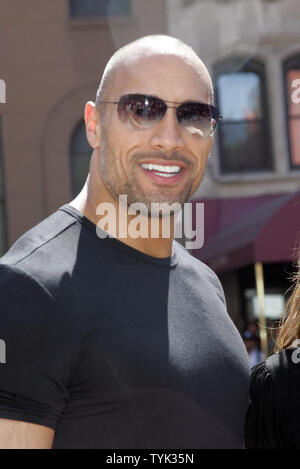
top-left (0, 35), bottom-right (250, 449)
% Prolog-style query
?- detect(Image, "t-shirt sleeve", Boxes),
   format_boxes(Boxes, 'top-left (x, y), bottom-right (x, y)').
top-left (0, 263), bottom-right (78, 430)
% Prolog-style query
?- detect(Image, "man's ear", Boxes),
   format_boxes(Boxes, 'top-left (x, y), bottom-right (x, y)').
top-left (84, 101), bottom-right (101, 149)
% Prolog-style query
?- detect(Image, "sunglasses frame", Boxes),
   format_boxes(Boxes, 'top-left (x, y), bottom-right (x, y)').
top-left (98, 93), bottom-right (223, 137)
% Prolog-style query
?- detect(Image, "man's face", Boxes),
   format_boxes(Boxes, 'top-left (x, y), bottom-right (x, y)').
top-left (97, 54), bottom-right (213, 212)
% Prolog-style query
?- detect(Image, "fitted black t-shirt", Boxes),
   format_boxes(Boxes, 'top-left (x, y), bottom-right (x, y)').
top-left (245, 348), bottom-right (300, 449)
top-left (0, 204), bottom-right (250, 448)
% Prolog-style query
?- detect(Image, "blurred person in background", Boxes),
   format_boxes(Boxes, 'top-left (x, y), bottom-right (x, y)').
top-left (246, 255), bottom-right (300, 449)
top-left (242, 329), bottom-right (264, 368)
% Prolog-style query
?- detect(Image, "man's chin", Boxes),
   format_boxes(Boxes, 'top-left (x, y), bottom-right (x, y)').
top-left (123, 180), bottom-right (193, 216)
top-left (138, 197), bottom-right (188, 218)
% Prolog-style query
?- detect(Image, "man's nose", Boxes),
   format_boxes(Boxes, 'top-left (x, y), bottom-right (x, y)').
top-left (149, 108), bottom-right (185, 153)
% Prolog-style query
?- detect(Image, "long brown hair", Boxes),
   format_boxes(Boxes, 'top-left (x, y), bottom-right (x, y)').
top-left (275, 256), bottom-right (300, 352)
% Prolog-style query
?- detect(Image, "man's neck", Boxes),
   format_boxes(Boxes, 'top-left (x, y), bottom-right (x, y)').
top-left (69, 179), bottom-right (175, 259)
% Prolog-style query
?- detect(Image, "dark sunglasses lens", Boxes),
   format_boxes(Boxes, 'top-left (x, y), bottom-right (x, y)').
top-left (118, 95), bottom-right (166, 127)
top-left (177, 103), bottom-right (219, 137)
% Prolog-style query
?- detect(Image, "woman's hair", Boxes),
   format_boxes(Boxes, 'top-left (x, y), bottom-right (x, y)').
top-left (275, 255), bottom-right (300, 352)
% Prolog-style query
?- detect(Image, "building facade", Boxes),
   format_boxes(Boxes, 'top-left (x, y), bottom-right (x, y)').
top-left (166, 0), bottom-right (300, 336)
top-left (0, 0), bottom-right (167, 247)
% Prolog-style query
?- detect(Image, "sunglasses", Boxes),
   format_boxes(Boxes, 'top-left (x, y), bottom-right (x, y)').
top-left (98, 94), bottom-right (222, 138)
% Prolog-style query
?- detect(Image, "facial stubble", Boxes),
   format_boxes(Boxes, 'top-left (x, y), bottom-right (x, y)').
top-left (99, 136), bottom-right (203, 216)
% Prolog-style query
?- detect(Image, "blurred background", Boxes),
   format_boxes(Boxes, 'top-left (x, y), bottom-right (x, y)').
top-left (0, 0), bottom-right (299, 356)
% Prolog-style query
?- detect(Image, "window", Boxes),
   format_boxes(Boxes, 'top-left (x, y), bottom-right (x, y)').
top-left (214, 59), bottom-right (272, 174)
top-left (69, 0), bottom-right (131, 18)
top-left (284, 55), bottom-right (300, 169)
top-left (70, 120), bottom-right (91, 197)
top-left (0, 117), bottom-right (6, 256)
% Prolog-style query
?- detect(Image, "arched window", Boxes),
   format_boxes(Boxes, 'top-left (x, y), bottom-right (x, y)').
top-left (284, 55), bottom-right (300, 169)
top-left (214, 59), bottom-right (272, 174)
top-left (70, 120), bottom-right (91, 197)
top-left (0, 117), bottom-right (7, 255)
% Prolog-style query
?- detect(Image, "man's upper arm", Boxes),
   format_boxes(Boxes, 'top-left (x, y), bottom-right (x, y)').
top-left (0, 263), bottom-right (79, 441)
top-left (0, 418), bottom-right (55, 449)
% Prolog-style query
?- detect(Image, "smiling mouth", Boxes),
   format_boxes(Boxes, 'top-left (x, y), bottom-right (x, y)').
top-left (140, 163), bottom-right (183, 178)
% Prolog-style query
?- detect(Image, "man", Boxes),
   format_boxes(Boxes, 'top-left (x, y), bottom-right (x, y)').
top-left (0, 35), bottom-right (250, 449)
top-left (242, 329), bottom-right (265, 368)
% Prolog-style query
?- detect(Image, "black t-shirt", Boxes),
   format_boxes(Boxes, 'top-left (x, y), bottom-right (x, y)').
top-left (0, 204), bottom-right (250, 448)
top-left (246, 348), bottom-right (300, 449)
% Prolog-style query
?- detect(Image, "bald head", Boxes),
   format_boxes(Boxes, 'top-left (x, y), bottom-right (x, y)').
top-left (95, 35), bottom-right (213, 108)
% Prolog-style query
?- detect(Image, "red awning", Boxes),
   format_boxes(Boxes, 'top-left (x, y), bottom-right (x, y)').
top-left (193, 191), bottom-right (300, 273)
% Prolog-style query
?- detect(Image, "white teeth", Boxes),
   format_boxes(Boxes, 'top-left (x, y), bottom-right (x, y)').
top-left (153, 172), bottom-right (178, 178)
top-left (140, 163), bottom-right (182, 173)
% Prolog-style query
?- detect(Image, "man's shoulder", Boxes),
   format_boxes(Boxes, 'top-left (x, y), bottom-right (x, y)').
top-left (0, 205), bottom-right (80, 295)
top-left (173, 241), bottom-right (223, 285)
top-left (173, 241), bottom-right (227, 308)
top-left (0, 262), bottom-right (56, 317)
top-left (0, 205), bottom-right (78, 267)
top-left (0, 244), bottom-right (79, 339)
